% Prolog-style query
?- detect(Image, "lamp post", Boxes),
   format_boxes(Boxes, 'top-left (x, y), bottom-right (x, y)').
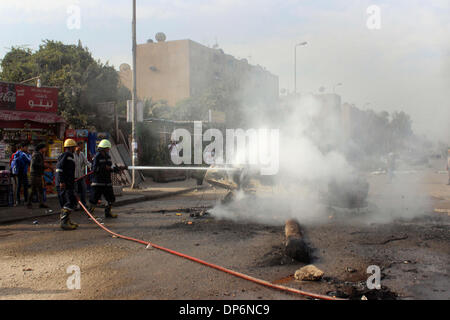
top-left (131, 0), bottom-right (138, 189)
top-left (333, 82), bottom-right (342, 93)
top-left (294, 41), bottom-right (307, 94)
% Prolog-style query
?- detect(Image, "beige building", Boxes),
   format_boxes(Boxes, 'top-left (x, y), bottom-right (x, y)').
top-left (119, 39), bottom-right (279, 107)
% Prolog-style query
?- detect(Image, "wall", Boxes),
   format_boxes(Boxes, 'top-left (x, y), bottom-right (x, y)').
top-left (119, 39), bottom-right (279, 108)
top-left (119, 40), bottom-right (191, 106)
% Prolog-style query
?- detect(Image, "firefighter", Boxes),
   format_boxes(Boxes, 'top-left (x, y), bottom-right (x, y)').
top-left (56, 139), bottom-right (79, 230)
top-left (88, 139), bottom-right (125, 218)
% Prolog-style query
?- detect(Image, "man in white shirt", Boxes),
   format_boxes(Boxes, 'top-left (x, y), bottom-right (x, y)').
top-left (74, 141), bottom-right (91, 206)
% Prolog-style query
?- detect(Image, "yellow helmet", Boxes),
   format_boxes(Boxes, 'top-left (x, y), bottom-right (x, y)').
top-left (98, 139), bottom-right (112, 149)
top-left (64, 139), bottom-right (77, 148)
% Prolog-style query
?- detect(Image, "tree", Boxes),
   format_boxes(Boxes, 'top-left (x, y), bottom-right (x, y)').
top-left (0, 40), bottom-right (123, 128)
top-left (390, 111), bottom-right (413, 140)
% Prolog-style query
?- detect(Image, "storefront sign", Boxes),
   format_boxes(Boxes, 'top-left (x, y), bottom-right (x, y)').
top-left (0, 82), bottom-right (16, 110)
top-left (15, 84), bottom-right (58, 113)
top-left (0, 110), bottom-right (65, 123)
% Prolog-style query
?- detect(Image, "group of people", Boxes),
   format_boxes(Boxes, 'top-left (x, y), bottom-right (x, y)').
top-left (9, 140), bottom-right (91, 210)
top-left (9, 138), bottom-right (125, 231)
top-left (10, 142), bottom-right (51, 209)
top-left (56, 138), bottom-right (125, 230)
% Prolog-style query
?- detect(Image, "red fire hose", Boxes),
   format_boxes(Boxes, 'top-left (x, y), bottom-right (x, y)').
top-left (75, 172), bottom-right (342, 300)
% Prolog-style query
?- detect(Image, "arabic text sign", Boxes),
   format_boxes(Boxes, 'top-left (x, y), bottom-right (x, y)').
top-left (15, 84), bottom-right (58, 113)
top-left (0, 82), bottom-right (16, 110)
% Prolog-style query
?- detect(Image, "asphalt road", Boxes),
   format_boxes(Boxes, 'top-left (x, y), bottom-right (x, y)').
top-left (0, 171), bottom-right (449, 300)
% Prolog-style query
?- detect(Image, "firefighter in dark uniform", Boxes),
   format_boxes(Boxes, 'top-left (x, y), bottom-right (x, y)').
top-left (56, 139), bottom-right (79, 230)
top-left (88, 139), bottom-right (125, 218)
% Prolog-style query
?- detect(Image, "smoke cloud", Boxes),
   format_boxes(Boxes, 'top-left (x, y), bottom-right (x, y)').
top-left (210, 94), bottom-right (434, 226)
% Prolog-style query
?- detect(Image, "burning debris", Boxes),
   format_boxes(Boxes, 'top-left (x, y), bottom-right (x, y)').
top-left (284, 219), bottom-right (310, 262)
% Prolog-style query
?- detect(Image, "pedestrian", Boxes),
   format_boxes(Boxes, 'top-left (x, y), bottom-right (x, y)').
top-left (56, 139), bottom-right (78, 230)
top-left (12, 142), bottom-right (31, 205)
top-left (27, 143), bottom-right (50, 209)
top-left (88, 139), bottom-right (125, 218)
top-left (9, 144), bottom-right (19, 206)
top-left (74, 141), bottom-right (91, 207)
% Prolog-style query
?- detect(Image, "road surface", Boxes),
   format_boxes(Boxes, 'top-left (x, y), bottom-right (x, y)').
top-left (0, 170), bottom-right (449, 300)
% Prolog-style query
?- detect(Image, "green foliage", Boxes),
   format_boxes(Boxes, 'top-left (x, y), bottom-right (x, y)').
top-left (390, 111), bottom-right (413, 140)
top-left (116, 84), bottom-right (132, 116)
top-left (0, 40), bottom-right (125, 128)
top-left (0, 47), bottom-right (35, 80)
top-left (144, 98), bottom-right (171, 119)
top-left (347, 106), bottom-right (414, 159)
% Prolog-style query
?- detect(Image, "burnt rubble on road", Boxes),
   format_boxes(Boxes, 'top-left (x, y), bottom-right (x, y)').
top-left (284, 219), bottom-right (311, 263)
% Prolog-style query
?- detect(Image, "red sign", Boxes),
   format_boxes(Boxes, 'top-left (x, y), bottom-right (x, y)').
top-left (0, 110), bottom-right (65, 123)
top-left (0, 82), bottom-right (16, 110)
top-left (15, 84), bottom-right (58, 113)
top-left (65, 129), bottom-right (77, 138)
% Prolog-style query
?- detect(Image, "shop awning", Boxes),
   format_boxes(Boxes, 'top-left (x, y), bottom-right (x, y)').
top-left (0, 110), bottom-right (65, 124)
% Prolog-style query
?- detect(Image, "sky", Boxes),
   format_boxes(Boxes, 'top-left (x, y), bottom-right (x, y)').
top-left (0, 0), bottom-right (448, 142)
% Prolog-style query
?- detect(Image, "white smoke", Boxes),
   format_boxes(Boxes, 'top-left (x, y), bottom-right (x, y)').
top-left (210, 94), bottom-right (433, 226)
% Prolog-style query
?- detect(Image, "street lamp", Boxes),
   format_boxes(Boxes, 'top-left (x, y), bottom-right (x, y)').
top-left (131, 0), bottom-right (138, 189)
top-left (333, 82), bottom-right (342, 93)
top-left (294, 41), bottom-right (307, 94)
top-left (20, 76), bottom-right (41, 87)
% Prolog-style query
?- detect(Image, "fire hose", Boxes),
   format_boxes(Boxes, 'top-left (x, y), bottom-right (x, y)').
top-left (73, 168), bottom-right (342, 300)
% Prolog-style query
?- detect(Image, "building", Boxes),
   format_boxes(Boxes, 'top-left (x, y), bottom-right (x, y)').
top-left (119, 39), bottom-right (279, 108)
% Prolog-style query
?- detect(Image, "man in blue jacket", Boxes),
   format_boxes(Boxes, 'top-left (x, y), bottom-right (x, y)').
top-left (12, 142), bottom-right (31, 205)
top-left (56, 139), bottom-right (78, 230)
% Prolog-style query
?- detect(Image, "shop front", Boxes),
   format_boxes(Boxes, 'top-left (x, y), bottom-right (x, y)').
top-left (0, 81), bottom-right (65, 204)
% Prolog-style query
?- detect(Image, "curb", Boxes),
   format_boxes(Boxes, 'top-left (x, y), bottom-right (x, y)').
top-left (114, 186), bottom-right (206, 207)
top-left (0, 186), bottom-right (205, 224)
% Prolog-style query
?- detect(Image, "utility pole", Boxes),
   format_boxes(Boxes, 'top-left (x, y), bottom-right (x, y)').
top-left (131, 0), bottom-right (138, 189)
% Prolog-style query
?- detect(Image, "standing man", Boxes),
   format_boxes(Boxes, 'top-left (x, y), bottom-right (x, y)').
top-left (9, 144), bottom-right (19, 206)
top-left (27, 143), bottom-right (49, 209)
top-left (74, 141), bottom-right (91, 207)
top-left (88, 139), bottom-right (125, 218)
top-left (56, 139), bottom-right (78, 230)
top-left (13, 142), bottom-right (31, 205)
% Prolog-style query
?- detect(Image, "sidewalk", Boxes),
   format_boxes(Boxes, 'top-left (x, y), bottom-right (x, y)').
top-left (0, 179), bottom-right (205, 224)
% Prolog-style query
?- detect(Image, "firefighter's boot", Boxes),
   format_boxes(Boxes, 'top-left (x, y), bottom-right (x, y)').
top-left (60, 209), bottom-right (78, 230)
top-left (105, 203), bottom-right (117, 218)
top-left (88, 204), bottom-right (96, 214)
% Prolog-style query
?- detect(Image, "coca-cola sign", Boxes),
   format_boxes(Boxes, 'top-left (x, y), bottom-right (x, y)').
top-left (0, 82), bottom-right (16, 110)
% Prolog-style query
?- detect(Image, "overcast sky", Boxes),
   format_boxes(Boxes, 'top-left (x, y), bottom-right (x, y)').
top-left (0, 0), bottom-right (448, 142)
